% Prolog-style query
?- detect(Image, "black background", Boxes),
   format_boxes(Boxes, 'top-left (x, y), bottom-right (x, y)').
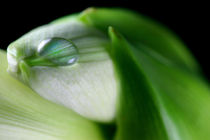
top-left (0, 1), bottom-right (209, 80)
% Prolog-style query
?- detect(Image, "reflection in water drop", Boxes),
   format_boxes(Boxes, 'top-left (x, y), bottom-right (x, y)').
top-left (37, 38), bottom-right (79, 66)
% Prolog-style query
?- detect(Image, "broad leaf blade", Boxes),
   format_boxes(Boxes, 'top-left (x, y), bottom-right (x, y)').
top-left (109, 28), bottom-right (210, 140)
top-left (109, 27), bottom-right (168, 140)
top-left (80, 8), bottom-right (199, 74)
top-left (131, 45), bottom-right (210, 140)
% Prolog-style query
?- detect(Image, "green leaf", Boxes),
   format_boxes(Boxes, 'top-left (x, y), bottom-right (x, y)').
top-left (109, 27), bottom-right (168, 140)
top-left (0, 50), bottom-right (105, 140)
top-left (80, 8), bottom-right (199, 74)
top-left (131, 42), bottom-right (210, 140)
top-left (109, 27), bottom-right (210, 140)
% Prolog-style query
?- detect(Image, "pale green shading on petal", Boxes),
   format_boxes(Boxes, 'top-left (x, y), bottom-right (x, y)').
top-left (0, 50), bottom-right (105, 140)
top-left (7, 20), bottom-right (117, 122)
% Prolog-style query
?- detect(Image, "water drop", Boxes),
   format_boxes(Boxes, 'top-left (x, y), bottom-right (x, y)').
top-left (37, 38), bottom-right (79, 66)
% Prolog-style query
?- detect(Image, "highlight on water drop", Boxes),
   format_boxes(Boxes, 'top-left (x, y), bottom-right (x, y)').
top-left (25, 38), bottom-right (79, 67)
top-left (37, 38), bottom-right (79, 66)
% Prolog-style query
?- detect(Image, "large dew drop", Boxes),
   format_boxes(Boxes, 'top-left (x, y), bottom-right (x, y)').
top-left (37, 38), bottom-right (79, 66)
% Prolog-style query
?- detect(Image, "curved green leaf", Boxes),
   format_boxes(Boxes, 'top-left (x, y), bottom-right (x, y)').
top-left (109, 27), bottom-right (168, 140)
top-left (80, 8), bottom-right (199, 74)
top-left (109, 27), bottom-right (210, 140)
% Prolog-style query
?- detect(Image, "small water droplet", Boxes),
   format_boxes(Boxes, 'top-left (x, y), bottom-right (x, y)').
top-left (37, 38), bottom-right (79, 66)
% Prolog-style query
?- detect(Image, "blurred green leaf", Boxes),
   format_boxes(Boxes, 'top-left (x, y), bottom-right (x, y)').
top-left (80, 8), bottom-right (199, 74)
top-left (109, 27), bottom-right (210, 140)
